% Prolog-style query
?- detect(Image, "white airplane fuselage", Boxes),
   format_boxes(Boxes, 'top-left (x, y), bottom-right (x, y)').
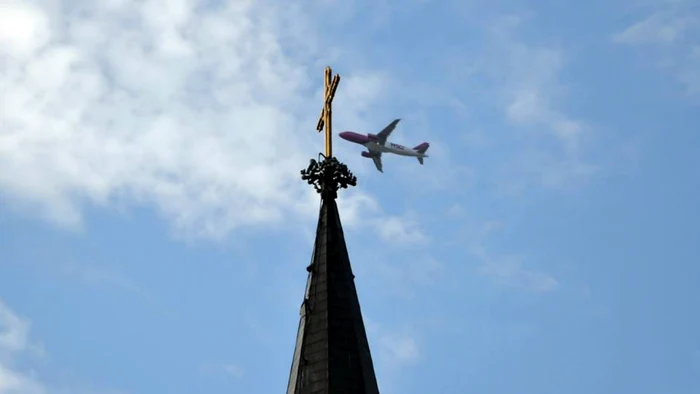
top-left (364, 141), bottom-right (427, 158)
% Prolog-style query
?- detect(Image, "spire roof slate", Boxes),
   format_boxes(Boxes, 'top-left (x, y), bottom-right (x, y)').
top-left (287, 157), bottom-right (379, 394)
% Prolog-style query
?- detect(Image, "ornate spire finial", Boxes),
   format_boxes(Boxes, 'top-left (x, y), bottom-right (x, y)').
top-left (300, 155), bottom-right (357, 199)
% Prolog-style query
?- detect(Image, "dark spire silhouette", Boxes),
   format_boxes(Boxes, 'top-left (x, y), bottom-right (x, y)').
top-left (287, 156), bottom-right (380, 394)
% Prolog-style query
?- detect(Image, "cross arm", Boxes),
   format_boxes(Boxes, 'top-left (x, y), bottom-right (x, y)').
top-left (316, 72), bottom-right (340, 132)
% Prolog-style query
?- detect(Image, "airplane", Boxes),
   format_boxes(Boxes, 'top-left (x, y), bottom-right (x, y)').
top-left (338, 119), bottom-right (429, 173)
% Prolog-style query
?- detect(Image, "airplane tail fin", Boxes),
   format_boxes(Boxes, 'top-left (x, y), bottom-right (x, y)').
top-left (413, 142), bottom-right (430, 154)
top-left (413, 142), bottom-right (429, 165)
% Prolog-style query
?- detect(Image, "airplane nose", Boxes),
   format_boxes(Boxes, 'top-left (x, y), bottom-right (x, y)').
top-left (339, 131), bottom-right (350, 140)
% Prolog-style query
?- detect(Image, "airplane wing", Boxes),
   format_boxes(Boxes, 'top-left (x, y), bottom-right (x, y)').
top-left (376, 119), bottom-right (401, 145)
top-left (371, 153), bottom-right (383, 173)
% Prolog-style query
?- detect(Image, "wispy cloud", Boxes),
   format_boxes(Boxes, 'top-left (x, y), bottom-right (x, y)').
top-left (371, 256), bottom-right (443, 299)
top-left (200, 362), bottom-right (246, 380)
top-left (0, 300), bottom-right (47, 393)
top-left (463, 221), bottom-right (559, 293)
top-left (335, 191), bottom-right (381, 227)
top-left (0, 366), bottom-right (45, 394)
top-left (613, 1), bottom-right (700, 100)
top-left (485, 15), bottom-right (586, 152)
top-left (364, 319), bottom-right (420, 394)
top-left (494, 150), bottom-right (599, 196)
top-left (222, 363), bottom-right (245, 379)
top-left (434, 13), bottom-right (598, 196)
top-left (493, 31), bottom-right (597, 193)
top-left (477, 253), bottom-right (559, 293)
top-left (613, 9), bottom-right (696, 45)
top-left (371, 215), bottom-right (428, 246)
top-left (0, 299), bottom-right (122, 394)
top-left (460, 129), bottom-right (492, 150)
top-left (377, 333), bottom-right (418, 367)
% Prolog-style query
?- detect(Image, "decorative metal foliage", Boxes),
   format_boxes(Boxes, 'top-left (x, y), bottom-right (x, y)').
top-left (300, 155), bottom-right (357, 198)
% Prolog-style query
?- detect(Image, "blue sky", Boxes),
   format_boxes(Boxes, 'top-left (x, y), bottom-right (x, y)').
top-left (1, 0), bottom-right (699, 393)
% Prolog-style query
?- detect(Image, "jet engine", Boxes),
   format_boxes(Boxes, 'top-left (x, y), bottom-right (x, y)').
top-left (361, 151), bottom-right (374, 158)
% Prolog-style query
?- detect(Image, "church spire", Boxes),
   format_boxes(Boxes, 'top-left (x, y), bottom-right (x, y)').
top-left (286, 67), bottom-right (380, 394)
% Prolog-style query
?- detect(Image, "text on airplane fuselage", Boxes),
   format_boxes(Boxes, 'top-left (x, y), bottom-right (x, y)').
top-left (389, 142), bottom-right (406, 150)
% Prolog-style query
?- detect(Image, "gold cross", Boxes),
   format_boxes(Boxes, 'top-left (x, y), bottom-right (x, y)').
top-left (316, 66), bottom-right (341, 158)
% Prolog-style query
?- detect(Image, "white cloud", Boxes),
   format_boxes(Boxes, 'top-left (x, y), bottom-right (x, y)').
top-left (198, 361), bottom-right (246, 382)
top-left (336, 191), bottom-right (381, 227)
top-left (371, 215), bottom-right (427, 245)
top-left (613, 3), bottom-right (700, 100)
top-left (439, 14), bottom-right (598, 196)
top-left (0, 0), bottom-right (51, 57)
top-left (0, 304), bottom-right (29, 358)
top-left (494, 150), bottom-right (598, 195)
top-left (477, 254), bottom-right (559, 293)
top-left (475, 15), bottom-right (587, 152)
top-left (0, 300), bottom-right (46, 394)
top-left (465, 221), bottom-right (559, 293)
top-left (0, 300), bottom-right (124, 394)
top-left (446, 203), bottom-right (465, 217)
top-left (613, 10), bottom-right (694, 45)
top-left (367, 255), bottom-right (442, 299)
top-left (679, 45), bottom-right (700, 96)
top-left (501, 45), bottom-right (584, 151)
top-left (222, 363), bottom-right (245, 379)
top-left (377, 334), bottom-right (418, 366)
top-left (0, 365), bottom-right (45, 394)
top-left (0, 0), bottom-right (393, 240)
top-left (363, 319), bottom-right (420, 394)
top-left (460, 129), bottom-right (491, 150)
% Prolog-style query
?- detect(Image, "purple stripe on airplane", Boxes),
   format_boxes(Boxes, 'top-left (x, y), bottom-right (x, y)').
top-left (339, 131), bottom-right (370, 145)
